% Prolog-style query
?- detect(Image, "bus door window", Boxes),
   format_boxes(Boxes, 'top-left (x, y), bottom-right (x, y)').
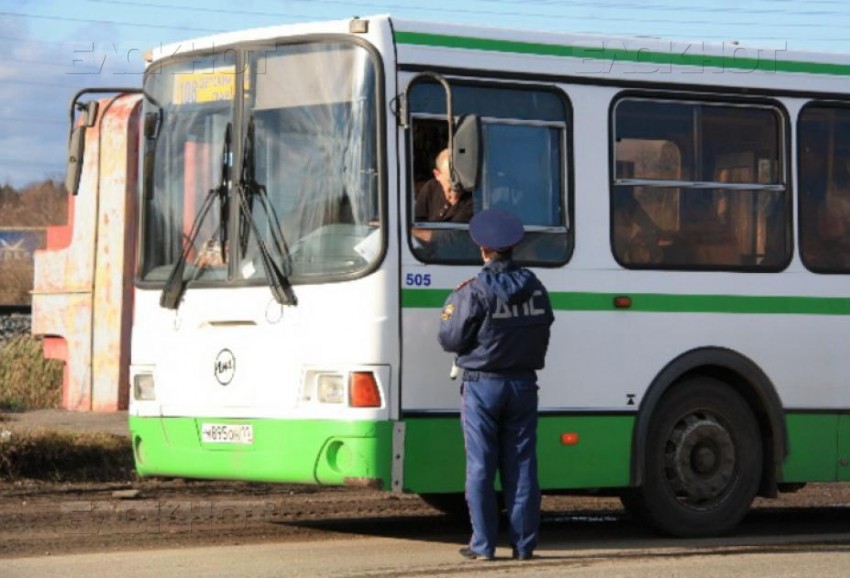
top-left (799, 104), bottom-right (850, 272)
top-left (407, 81), bottom-right (570, 266)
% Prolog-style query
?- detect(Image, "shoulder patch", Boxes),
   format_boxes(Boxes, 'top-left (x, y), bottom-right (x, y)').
top-left (440, 303), bottom-right (455, 320)
top-left (454, 277), bottom-right (475, 291)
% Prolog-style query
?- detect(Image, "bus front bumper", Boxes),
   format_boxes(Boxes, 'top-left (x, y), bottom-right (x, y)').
top-left (129, 416), bottom-right (393, 488)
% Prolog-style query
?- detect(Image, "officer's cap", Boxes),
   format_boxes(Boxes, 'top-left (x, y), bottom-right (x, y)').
top-left (469, 209), bottom-right (524, 251)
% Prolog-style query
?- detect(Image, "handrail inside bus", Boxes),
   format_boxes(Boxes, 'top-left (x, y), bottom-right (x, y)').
top-left (615, 178), bottom-right (786, 191)
top-left (411, 221), bottom-right (567, 234)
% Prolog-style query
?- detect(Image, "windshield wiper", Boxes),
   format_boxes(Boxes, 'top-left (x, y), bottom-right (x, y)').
top-left (237, 115), bottom-right (297, 306)
top-left (160, 123), bottom-right (232, 310)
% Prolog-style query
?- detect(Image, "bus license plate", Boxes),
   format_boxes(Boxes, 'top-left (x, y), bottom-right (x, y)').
top-left (201, 423), bottom-right (254, 444)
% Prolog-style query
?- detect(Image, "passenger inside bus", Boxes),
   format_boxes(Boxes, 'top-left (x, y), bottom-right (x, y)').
top-left (681, 168), bottom-right (741, 266)
top-left (414, 148), bottom-right (474, 224)
top-left (820, 155), bottom-right (850, 227)
top-left (801, 140), bottom-right (850, 268)
top-left (412, 148), bottom-right (474, 250)
top-left (612, 191), bottom-right (666, 264)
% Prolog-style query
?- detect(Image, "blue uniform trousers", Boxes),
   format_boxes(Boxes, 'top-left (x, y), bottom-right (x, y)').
top-left (461, 377), bottom-right (540, 557)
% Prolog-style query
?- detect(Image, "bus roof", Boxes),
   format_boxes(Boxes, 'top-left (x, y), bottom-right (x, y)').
top-left (391, 17), bottom-right (850, 94)
top-left (148, 14), bottom-right (850, 94)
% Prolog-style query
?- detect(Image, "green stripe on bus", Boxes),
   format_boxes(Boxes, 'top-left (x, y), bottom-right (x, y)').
top-left (403, 289), bottom-right (850, 315)
top-left (395, 31), bottom-right (850, 77)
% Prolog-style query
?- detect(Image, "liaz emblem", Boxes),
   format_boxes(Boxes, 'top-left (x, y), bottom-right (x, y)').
top-left (214, 349), bottom-right (236, 385)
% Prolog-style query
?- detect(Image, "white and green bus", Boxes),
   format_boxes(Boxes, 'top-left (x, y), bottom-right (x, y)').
top-left (125, 15), bottom-right (850, 537)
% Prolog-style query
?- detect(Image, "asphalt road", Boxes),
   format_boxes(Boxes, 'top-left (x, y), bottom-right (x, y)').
top-left (7, 529), bottom-right (850, 577)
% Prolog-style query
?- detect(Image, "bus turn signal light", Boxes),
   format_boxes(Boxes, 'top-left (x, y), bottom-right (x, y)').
top-left (561, 433), bottom-right (580, 446)
top-left (350, 372), bottom-right (381, 408)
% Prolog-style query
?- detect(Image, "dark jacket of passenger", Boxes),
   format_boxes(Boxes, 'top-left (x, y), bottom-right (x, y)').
top-left (415, 179), bottom-right (474, 222)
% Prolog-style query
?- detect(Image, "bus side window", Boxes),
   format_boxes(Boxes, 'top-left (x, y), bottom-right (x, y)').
top-left (799, 104), bottom-right (850, 272)
top-left (613, 97), bottom-right (786, 271)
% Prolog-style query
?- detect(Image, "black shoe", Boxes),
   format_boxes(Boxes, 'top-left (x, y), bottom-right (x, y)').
top-left (459, 547), bottom-right (494, 561)
top-left (512, 549), bottom-right (533, 561)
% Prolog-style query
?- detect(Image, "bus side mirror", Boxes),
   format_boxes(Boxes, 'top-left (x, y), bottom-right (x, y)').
top-left (452, 114), bottom-right (481, 193)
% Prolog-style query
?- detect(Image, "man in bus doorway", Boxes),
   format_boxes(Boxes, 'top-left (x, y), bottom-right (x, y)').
top-left (437, 209), bottom-right (554, 561)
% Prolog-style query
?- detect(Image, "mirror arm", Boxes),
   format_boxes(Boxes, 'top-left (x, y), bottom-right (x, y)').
top-left (400, 71), bottom-right (456, 179)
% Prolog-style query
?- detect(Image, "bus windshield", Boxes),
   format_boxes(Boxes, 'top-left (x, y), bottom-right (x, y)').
top-left (139, 41), bottom-right (381, 285)
top-left (140, 52), bottom-right (234, 283)
top-left (238, 42), bottom-right (381, 282)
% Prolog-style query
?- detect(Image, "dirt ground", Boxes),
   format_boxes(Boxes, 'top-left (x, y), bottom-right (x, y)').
top-left (0, 478), bottom-right (470, 559)
top-left (4, 476), bottom-right (850, 560)
top-left (0, 408), bottom-right (445, 557)
top-left (3, 410), bottom-right (850, 560)
top-left (0, 409), bottom-right (130, 437)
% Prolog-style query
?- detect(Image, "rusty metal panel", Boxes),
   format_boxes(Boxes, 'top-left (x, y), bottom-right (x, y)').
top-left (92, 95), bottom-right (141, 412)
top-left (32, 93), bottom-right (142, 412)
top-left (31, 292), bottom-right (93, 410)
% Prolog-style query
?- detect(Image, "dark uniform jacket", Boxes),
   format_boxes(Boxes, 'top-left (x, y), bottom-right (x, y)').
top-left (415, 179), bottom-right (475, 222)
top-left (438, 259), bottom-right (554, 374)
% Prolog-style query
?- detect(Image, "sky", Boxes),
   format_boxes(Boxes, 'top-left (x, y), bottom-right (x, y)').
top-left (2, 0), bottom-right (850, 187)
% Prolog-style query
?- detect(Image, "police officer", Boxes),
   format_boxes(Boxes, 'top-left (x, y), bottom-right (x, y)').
top-left (438, 209), bottom-right (554, 561)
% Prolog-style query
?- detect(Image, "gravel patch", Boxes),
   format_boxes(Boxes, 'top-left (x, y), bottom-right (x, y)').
top-left (0, 313), bottom-right (31, 347)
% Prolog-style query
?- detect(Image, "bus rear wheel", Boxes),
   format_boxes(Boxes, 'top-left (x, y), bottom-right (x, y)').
top-left (627, 377), bottom-right (762, 537)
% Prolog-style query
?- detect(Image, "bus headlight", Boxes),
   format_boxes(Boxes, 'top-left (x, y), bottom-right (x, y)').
top-left (317, 374), bottom-right (345, 404)
top-left (302, 368), bottom-right (386, 408)
top-left (133, 373), bottom-right (156, 401)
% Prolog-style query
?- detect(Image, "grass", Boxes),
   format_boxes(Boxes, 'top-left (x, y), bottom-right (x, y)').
top-left (0, 338), bottom-right (134, 482)
top-left (0, 182), bottom-right (133, 483)
top-left (0, 260), bottom-right (34, 306)
top-left (0, 429), bottom-right (134, 482)
top-left (0, 336), bottom-right (63, 412)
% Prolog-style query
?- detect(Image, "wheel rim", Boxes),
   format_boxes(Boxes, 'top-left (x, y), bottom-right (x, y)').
top-left (664, 410), bottom-right (736, 507)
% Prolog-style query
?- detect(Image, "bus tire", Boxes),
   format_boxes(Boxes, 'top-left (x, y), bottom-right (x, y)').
top-left (634, 377), bottom-right (762, 537)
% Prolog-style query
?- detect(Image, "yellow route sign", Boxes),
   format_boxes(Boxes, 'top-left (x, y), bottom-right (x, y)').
top-left (173, 67), bottom-right (235, 105)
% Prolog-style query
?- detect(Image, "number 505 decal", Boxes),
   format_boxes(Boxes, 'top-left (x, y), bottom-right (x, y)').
top-left (405, 273), bottom-right (432, 286)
